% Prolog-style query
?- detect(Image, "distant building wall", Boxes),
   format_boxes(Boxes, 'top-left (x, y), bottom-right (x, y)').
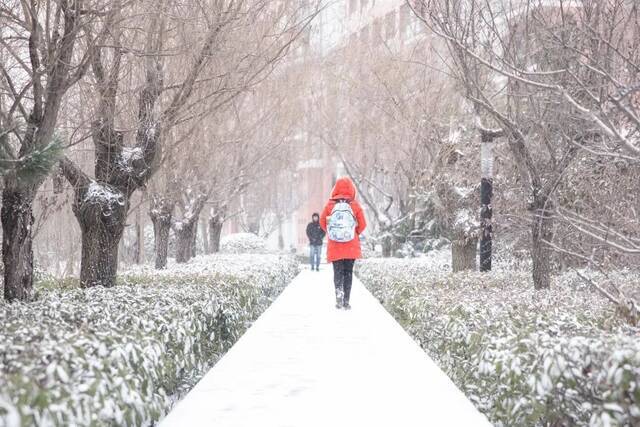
top-left (295, 150), bottom-right (336, 252)
top-left (222, 0), bottom-right (423, 252)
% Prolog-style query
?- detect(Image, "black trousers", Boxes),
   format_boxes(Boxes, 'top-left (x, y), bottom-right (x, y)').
top-left (333, 259), bottom-right (355, 303)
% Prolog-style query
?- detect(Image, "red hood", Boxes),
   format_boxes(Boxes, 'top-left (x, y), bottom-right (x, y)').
top-left (331, 177), bottom-right (356, 200)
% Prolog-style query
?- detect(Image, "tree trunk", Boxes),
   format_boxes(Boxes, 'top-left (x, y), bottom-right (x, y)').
top-left (201, 216), bottom-right (209, 254)
top-left (277, 219), bottom-right (284, 250)
top-left (209, 215), bottom-right (224, 253)
top-left (191, 220), bottom-right (198, 258)
top-left (135, 204), bottom-right (144, 264)
top-left (73, 190), bottom-right (129, 288)
top-left (149, 197), bottom-right (174, 269)
top-left (152, 214), bottom-right (171, 269)
top-left (452, 237), bottom-right (477, 272)
top-left (79, 219), bottom-right (123, 288)
top-left (1, 189), bottom-right (35, 301)
top-left (479, 135), bottom-right (495, 272)
top-left (381, 235), bottom-right (392, 258)
top-left (175, 223), bottom-right (197, 263)
top-left (531, 197), bottom-right (554, 290)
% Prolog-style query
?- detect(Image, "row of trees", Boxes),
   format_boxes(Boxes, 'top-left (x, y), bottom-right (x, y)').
top-left (418, 0), bottom-right (639, 295)
top-left (312, 0), bottom-right (638, 301)
top-left (312, 3), bottom-right (480, 262)
top-left (0, 0), bottom-right (321, 300)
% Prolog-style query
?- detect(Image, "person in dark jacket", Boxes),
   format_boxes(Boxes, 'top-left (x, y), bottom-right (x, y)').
top-left (306, 213), bottom-right (325, 271)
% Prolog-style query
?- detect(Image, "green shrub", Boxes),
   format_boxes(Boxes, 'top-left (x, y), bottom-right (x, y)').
top-left (357, 259), bottom-right (640, 427)
top-left (0, 254), bottom-right (298, 426)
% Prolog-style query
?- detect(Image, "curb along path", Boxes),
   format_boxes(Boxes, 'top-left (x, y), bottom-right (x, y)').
top-left (160, 268), bottom-right (490, 427)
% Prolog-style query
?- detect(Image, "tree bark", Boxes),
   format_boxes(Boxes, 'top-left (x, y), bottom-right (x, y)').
top-left (209, 215), bottom-right (224, 253)
top-left (175, 222), bottom-right (197, 263)
top-left (152, 215), bottom-right (171, 269)
top-left (201, 216), bottom-right (209, 254)
top-left (452, 237), bottom-right (477, 272)
top-left (530, 197), bottom-right (554, 290)
top-left (73, 189), bottom-right (129, 288)
top-left (191, 220), bottom-right (198, 258)
top-left (277, 218), bottom-right (284, 250)
top-left (79, 218), bottom-right (124, 288)
top-left (172, 196), bottom-right (206, 263)
top-left (479, 176), bottom-right (493, 271)
top-left (150, 199), bottom-right (173, 269)
top-left (479, 131), bottom-right (498, 272)
top-left (381, 235), bottom-right (392, 258)
top-left (135, 203), bottom-right (144, 264)
top-left (1, 188), bottom-right (36, 301)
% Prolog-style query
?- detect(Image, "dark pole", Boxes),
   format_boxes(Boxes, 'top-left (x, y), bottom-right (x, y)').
top-left (479, 129), bottom-right (499, 272)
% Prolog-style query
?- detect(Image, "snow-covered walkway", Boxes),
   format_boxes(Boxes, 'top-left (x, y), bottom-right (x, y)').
top-left (160, 268), bottom-right (490, 426)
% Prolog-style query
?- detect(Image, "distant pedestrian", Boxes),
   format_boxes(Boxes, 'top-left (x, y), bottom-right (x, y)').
top-left (306, 213), bottom-right (325, 271)
top-left (320, 177), bottom-right (366, 310)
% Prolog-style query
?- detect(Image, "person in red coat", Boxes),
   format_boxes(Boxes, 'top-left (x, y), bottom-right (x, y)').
top-left (319, 177), bottom-right (367, 310)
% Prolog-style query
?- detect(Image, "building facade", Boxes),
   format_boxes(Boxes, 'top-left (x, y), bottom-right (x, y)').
top-left (281, 0), bottom-right (425, 254)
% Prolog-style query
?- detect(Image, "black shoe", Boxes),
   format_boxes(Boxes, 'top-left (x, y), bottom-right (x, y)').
top-left (343, 302), bottom-right (351, 310)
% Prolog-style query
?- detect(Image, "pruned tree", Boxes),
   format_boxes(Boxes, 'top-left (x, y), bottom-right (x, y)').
top-left (426, 140), bottom-right (481, 272)
top-left (0, 0), bottom-right (113, 300)
top-left (59, 0), bottom-right (322, 282)
top-left (149, 30), bottom-right (312, 266)
top-left (412, 0), bottom-right (624, 289)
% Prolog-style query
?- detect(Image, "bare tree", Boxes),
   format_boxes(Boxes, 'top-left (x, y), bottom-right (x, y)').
top-left (311, 23), bottom-right (462, 258)
top-left (59, 0), bottom-right (321, 283)
top-left (0, 0), bottom-right (113, 300)
top-left (412, 0), bottom-right (628, 288)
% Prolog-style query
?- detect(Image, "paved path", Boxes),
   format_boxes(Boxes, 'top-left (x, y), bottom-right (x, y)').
top-left (160, 268), bottom-right (491, 427)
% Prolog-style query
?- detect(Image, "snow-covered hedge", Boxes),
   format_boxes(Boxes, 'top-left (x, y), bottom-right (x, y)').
top-left (357, 259), bottom-right (640, 427)
top-left (0, 254), bottom-right (298, 426)
top-left (220, 232), bottom-right (268, 254)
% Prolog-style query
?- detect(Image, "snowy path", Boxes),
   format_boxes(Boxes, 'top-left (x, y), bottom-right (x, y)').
top-left (160, 268), bottom-right (491, 427)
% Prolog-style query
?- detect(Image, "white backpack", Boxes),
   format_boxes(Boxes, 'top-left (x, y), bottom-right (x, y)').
top-left (328, 200), bottom-right (357, 242)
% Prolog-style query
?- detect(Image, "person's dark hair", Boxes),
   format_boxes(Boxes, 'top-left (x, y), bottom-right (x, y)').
top-left (312, 212), bottom-right (319, 219)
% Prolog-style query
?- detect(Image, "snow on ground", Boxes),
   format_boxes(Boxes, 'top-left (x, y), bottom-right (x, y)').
top-left (356, 258), bottom-right (640, 426)
top-left (1, 254), bottom-right (299, 426)
top-left (160, 268), bottom-right (490, 427)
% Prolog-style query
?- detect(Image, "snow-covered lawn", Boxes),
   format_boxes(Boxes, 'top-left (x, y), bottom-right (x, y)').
top-left (357, 258), bottom-right (640, 427)
top-left (161, 269), bottom-right (490, 427)
top-left (0, 254), bottom-right (298, 426)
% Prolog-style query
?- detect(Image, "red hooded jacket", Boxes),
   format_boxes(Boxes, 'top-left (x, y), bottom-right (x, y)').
top-left (319, 177), bottom-right (367, 262)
